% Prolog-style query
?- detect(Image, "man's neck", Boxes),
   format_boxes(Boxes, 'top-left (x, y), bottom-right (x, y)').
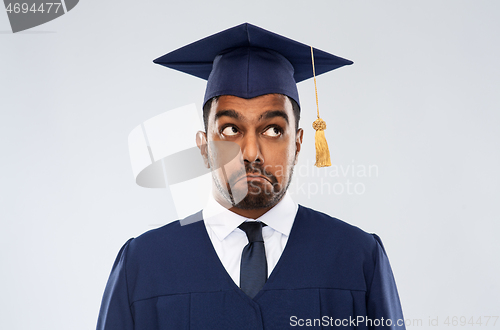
top-left (228, 206), bottom-right (273, 220)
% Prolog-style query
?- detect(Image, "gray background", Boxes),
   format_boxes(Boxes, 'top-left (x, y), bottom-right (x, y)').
top-left (1, 0), bottom-right (499, 329)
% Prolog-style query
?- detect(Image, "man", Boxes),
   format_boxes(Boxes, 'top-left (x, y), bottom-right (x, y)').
top-left (97, 23), bottom-right (405, 329)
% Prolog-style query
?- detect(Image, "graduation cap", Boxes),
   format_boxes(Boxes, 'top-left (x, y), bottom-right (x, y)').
top-left (153, 23), bottom-right (353, 167)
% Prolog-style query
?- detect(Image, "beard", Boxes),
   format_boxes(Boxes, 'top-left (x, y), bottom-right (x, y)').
top-left (210, 160), bottom-right (294, 210)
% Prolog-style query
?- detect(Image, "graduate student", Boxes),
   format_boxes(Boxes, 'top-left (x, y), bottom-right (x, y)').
top-left (97, 23), bottom-right (405, 329)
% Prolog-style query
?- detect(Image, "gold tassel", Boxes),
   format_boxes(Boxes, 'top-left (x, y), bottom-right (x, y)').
top-left (311, 47), bottom-right (331, 167)
top-left (313, 118), bottom-right (331, 167)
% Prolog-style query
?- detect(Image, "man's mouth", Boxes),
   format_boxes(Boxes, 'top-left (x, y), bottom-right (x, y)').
top-left (236, 174), bottom-right (272, 184)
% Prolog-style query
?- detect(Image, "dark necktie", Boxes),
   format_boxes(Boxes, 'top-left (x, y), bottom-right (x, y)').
top-left (238, 222), bottom-right (267, 298)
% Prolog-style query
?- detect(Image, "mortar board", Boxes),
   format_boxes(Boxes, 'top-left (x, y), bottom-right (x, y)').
top-left (153, 22), bottom-right (352, 109)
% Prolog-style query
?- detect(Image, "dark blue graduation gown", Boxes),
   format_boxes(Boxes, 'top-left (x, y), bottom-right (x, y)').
top-left (97, 205), bottom-right (405, 329)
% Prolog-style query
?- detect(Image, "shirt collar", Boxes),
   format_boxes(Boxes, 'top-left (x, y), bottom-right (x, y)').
top-left (202, 193), bottom-right (298, 241)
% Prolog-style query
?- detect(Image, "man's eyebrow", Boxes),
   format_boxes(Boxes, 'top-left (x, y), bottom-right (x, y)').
top-left (214, 109), bottom-right (241, 121)
top-left (259, 110), bottom-right (289, 124)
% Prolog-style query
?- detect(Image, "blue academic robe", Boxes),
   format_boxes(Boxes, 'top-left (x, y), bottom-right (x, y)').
top-left (97, 205), bottom-right (406, 329)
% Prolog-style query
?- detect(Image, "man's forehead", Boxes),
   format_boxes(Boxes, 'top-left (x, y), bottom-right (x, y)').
top-left (212, 94), bottom-right (291, 115)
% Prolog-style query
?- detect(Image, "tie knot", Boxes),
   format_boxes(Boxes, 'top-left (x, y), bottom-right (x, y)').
top-left (238, 222), bottom-right (265, 243)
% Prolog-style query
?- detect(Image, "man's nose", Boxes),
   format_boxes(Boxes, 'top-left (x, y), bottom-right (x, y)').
top-left (241, 132), bottom-right (263, 164)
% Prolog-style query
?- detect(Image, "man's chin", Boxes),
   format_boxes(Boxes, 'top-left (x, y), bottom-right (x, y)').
top-left (233, 189), bottom-right (284, 210)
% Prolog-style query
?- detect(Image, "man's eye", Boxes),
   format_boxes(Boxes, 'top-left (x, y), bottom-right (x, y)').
top-left (222, 126), bottom-right (239, 136)
top-left (263, 126), bottom-right (282, 137)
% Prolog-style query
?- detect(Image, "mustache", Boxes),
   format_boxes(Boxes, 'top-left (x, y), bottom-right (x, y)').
top-left (228, 163), bottom-right (278, 185)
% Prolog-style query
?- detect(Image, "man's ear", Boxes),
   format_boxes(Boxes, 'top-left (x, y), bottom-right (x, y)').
top-left (196, 131), bottom-right (210, 168)
top-left (294, 128), bottom-right (304, 165)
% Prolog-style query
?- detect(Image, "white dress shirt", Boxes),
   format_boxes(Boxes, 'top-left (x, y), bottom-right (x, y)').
top-left (202, 193), bottom-right (298, 287)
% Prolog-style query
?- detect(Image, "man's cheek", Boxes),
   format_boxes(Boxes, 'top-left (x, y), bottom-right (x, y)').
top-left (208, 141), bottom-right (243, 171)
top-left (273, 164), bottom-right (286, 178)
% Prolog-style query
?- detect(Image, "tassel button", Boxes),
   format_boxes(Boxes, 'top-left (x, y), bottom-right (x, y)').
top-left (313, 118), bottom-right (327, 131)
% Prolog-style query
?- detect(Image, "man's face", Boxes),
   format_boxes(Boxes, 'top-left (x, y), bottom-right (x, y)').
top-left (197, 94), bottom-right (303, 211)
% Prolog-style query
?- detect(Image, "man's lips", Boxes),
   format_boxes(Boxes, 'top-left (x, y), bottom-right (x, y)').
top-left (236, 174), bottom-right (272, 184)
